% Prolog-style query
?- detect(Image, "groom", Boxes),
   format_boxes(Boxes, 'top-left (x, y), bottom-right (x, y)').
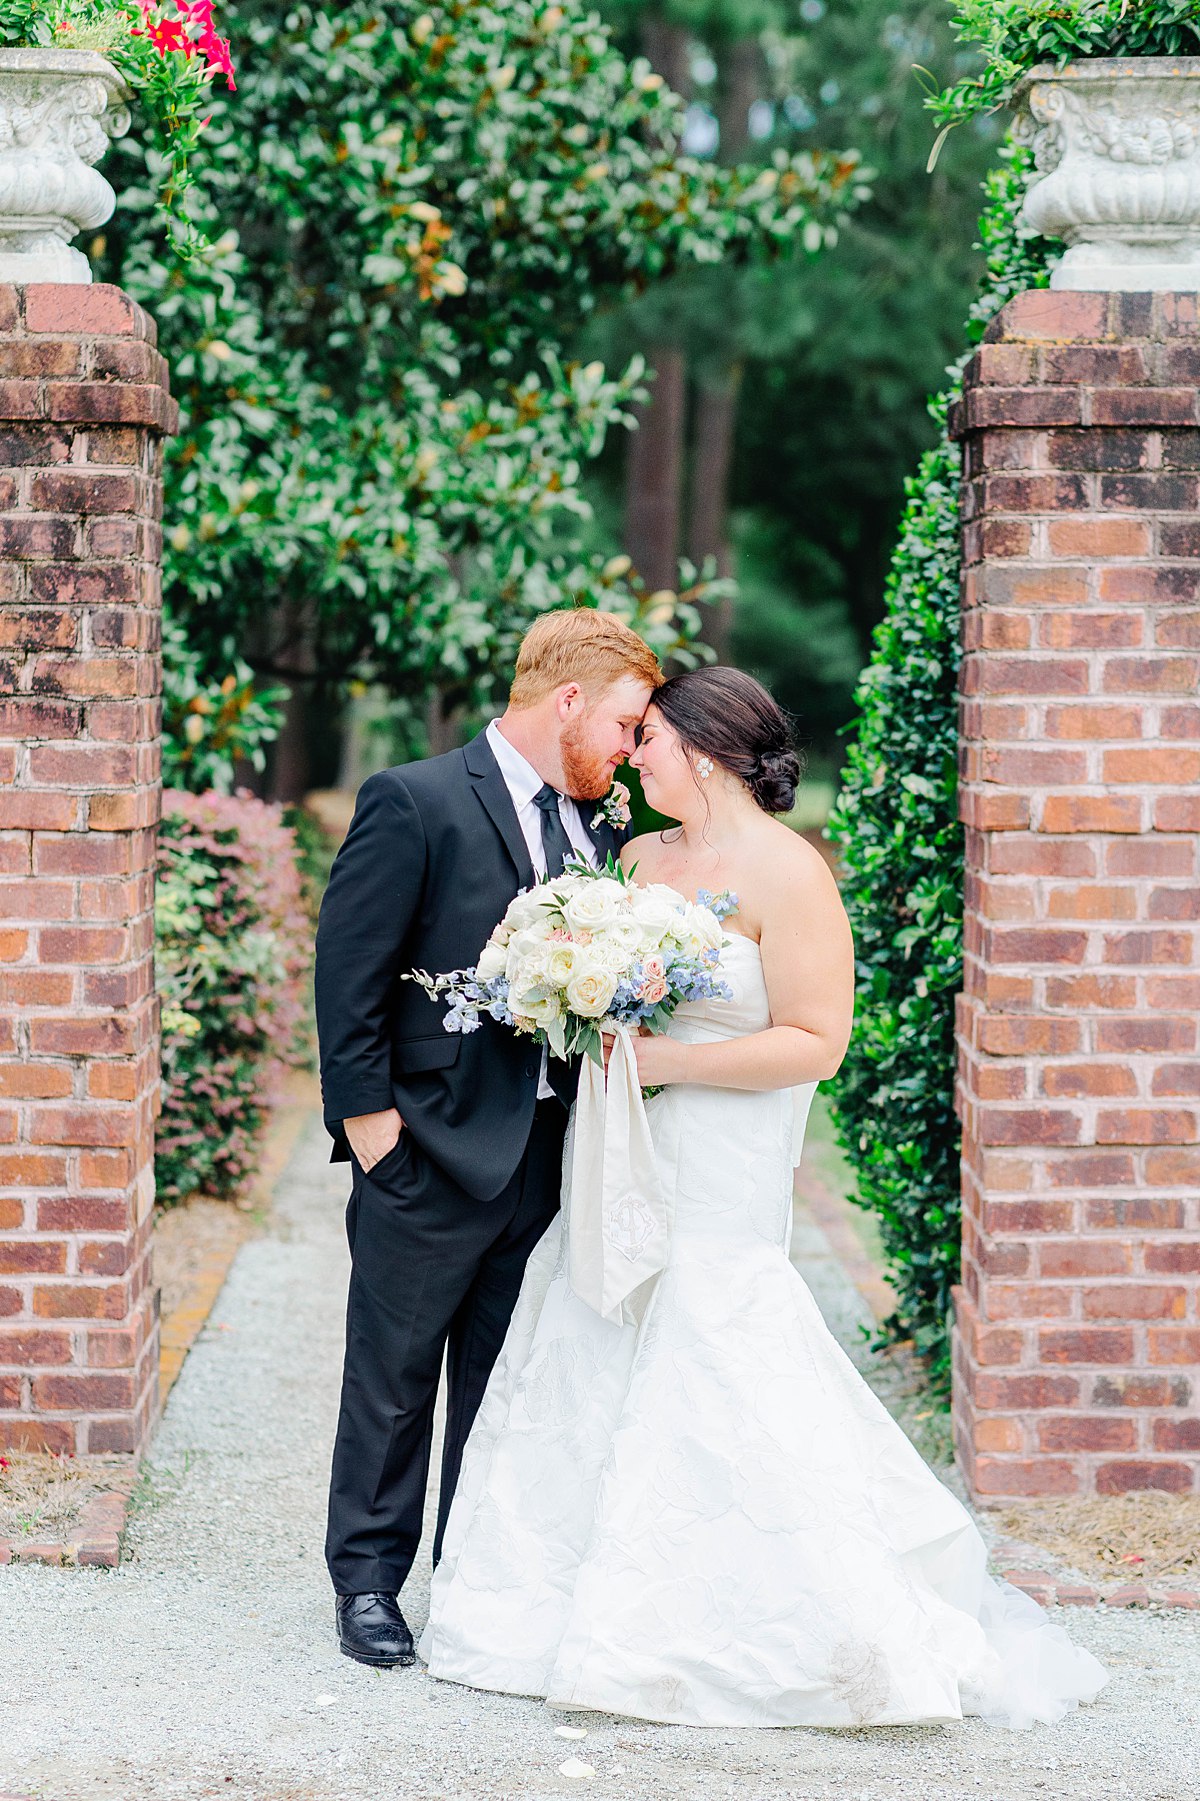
top-left (314, 607), bottom-right (662, 1667)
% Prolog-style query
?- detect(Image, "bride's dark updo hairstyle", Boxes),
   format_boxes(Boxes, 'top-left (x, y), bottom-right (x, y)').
top-left (649, 666), bottom-right (802, 815)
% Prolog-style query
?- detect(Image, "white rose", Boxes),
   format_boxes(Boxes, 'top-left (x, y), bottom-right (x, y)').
top-left (544, 941), bottom-right (579, 987)
top-left (520, 990), bottom-right (563, 1028)
top-left (475, 939), bottom-right (507, 982)
top-left (506, 926), bottom-right (555, 977)
top-left (503, 888), bottom-right (556, 933)
top-left (511, 939), bottom-right (560, 996)
top-left (565, 963), bottom-right (620, 1019)
top-left (686, 905), bottom-right (724, 953)
top-left (597, 914), bottom-right (644, 961)
top-left (562, 878), bottom-right (626, 936)
top-left (631, 885), bottom-right (685, 945)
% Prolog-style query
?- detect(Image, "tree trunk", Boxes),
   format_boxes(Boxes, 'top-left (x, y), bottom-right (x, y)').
top-left (624, 345), bottom-right (687, 594)
top-left (623, 19), bottom-right (691, 597)
top-left (270, 677), bottom-right (311, 803)
top-left (686, 38), bottom-right (762, 662)
top-left (687, 369), bottom-right (741, 660)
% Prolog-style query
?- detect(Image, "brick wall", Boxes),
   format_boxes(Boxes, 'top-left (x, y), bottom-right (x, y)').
top-left (0, 285), bottom-right (175, 1457)
top-left (951, 290), bottom-right (1200, 1501)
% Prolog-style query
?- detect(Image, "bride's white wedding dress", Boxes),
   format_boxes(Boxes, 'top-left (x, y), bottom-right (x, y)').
top-left (419, 934), bottom-right (1107, 1729)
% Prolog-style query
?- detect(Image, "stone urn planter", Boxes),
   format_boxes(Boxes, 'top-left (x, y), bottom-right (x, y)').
top-left (0, 48), bottom-right (130, 285)
top-left (1013, 57), bottom-right (1200, 290)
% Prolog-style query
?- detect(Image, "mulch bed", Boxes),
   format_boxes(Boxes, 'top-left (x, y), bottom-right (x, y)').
top-left (989, 1491), bottom-right (1200, 1609)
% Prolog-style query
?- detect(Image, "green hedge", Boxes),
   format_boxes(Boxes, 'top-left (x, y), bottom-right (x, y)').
top-left (826, 143), bottom-right (1059, 1386)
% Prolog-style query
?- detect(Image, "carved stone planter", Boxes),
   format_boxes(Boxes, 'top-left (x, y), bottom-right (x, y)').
top-left (1014, 58), bottom-right (1200, 291)
top-left (0, 48), bottom-right (130, 285)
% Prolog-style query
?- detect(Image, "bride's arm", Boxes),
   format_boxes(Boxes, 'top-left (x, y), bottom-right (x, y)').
top-left (630, 837), bottom-right (855, 1091)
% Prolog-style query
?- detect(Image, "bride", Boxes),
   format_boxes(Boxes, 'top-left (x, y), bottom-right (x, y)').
top-left (419, 666), bottom-right (1107, 1730)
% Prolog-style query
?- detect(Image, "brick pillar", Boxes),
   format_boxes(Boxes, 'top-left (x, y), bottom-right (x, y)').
top-left (0, 285), bottom-right (175, 1457)
top-left (951, 291), bottom-right (1200, 1501)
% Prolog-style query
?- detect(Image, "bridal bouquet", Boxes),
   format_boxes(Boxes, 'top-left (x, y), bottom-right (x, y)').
top-left (409, 856), bottom-right (736, 1066)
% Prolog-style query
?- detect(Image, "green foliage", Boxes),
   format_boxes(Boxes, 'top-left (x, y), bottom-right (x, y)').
top-left (160, 615), bottom-right (286, 793)
top-left (155, 790), bottom-right (310, 1204)
top-left (0, 0), bottom-right (236, 232)
top-left (827, 141), bottom-right (1059, 1387)
top-left (96, 0), bottom-right (865, 760)
top-left (932, 0), bottom-right (1200, 144)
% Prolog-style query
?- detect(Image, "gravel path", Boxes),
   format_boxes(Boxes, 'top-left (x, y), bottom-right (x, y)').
top-left (2, 1112), bottom-right (1197, 1801)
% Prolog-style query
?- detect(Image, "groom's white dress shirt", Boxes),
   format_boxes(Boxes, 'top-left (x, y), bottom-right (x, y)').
top-left (485, 719), bottom-right (598, 1099)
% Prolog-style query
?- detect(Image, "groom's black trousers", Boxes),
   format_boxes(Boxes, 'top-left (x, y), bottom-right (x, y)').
top-left (325, 1100), bottom-right (565, 1596)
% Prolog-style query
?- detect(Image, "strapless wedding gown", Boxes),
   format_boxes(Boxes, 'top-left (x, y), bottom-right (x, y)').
top-left (419, 936), bottom-right (1107, 1729)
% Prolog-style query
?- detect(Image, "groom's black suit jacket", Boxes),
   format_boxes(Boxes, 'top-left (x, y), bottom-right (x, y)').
top-left (314, 729), bottom-right (626, 1203)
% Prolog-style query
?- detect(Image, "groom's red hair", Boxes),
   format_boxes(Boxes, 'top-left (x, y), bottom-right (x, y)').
top-left (509, 607), bottom-right (663, 709)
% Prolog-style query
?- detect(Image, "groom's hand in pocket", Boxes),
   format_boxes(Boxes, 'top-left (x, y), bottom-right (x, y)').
top-left (345, 1106), bottom-right (404, 1173)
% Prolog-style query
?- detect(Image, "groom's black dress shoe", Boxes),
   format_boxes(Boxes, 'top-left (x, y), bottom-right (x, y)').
top-left (335, 1591), bottom-right (416, 1668)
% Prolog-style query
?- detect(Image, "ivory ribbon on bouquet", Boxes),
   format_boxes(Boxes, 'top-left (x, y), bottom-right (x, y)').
top-left (567, 1024), bottom-right (669, 1328)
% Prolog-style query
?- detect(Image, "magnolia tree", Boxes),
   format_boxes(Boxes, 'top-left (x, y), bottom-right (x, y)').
top-left (90, 0), bottom-right (865, 787)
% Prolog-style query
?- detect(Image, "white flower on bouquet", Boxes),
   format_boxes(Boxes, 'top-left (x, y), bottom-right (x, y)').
top-left (565, 963), bottom-right (619, 1019)
top-left (475, 939), bottom-right (508, 982)
top-left (633, 886), bottom-right (687, 946)
top-left (684, 904), bottom-right (724, 954)
top-left (562, 878), bottom-right (626, 936)
top-left (505, 888), bottom-right (557, 933)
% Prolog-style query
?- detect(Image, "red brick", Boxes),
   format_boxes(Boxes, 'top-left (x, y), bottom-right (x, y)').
top-left (1161, 703), bottom-right (1200, 739)
top-left (1096, 1109), bottom-right (1197, 1145)
top-left (1102, 931), bottom-right (1193, 967)
top-left (978, 1016), bottom-right (1082, 1056)
top-left (1046, 1152), bottom-right (1136, 1189)
top-left (1152, 1062), bottom-right (1200, 1097)
top-left (974, 1374), bottom-right (1081, 1411)
top-left (973, 1457), bottom-right (1079, 1497)
top-left (1041, 1240), bottom-right (1132, 1278)
top-left (988, 836), bottom-right (1097, 877)
top-left (982, 1200), bottom-right (1077, 1235)
top-left (0, 1328), bottom-right (71, 1366)
top-left (1095, 1461), bottom-right (1194, 1494)
top-left (1145, 1240), bottom-right (1200, 1274)
top-left (1083, 1284), bottom-right (1187, 1320)
top-left (1096, 1018), bottom-right (1195, 1054)
top-left (1035, 796), bottom-right (1142, 840)
top-left (1041, 612), bottom-right (1142, 650)
top-left (979, 1110), bottom-right (1082, 1147)
top-left (1043, 703), bottom-right (1142, 741)
top-left (31, 1371), bottom-right (135, 1411)
top-left (1041, 1064), bottom-right (1137, 1099)
top-left (1104, 656), bottom-right (1199, 694)
top-left (23, 285), bottom-right (152, 338)
top-left (1038, 1416), bottom-right (1136, 1453)
top-left (1040, 1327), bottom-right (1135, 1365)
top-left (1148, 887), bottom-right (1200, 922)
top-left (1155, 794), bottom-right (1200, 832)
top-left (1104, 746), bottom-right (1200, 784)
top-left (1148, 1328), bottom-right (1200, 1365)
top-left (1093, 1374), bottom-right (1191, 1409)
top-left (1108, 839), bottom-right (1196, 877)
top-left (1088, 1196), bottom-right (1184, 1231)
top-left (1090, 385), bottom-right (1195, 425)
top-left (0, 1064), bottom-right (72, 1100)
top-left (0, 1418), bottom-right (75, 1453)
top-left (970, 657), bottom-right (1090, 697)
top-left (1046, 886), bottom-right (1137, 921)
top-left (1153, 1420), bottom-right (1200, 1452)
top-left (1047, 517), bottom-right (1152, 559)
top-left (32, 1282), bottom-right (127, 1320)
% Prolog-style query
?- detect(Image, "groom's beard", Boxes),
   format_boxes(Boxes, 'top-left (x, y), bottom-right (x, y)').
top-left (560, 718), bottom-right (615, 803)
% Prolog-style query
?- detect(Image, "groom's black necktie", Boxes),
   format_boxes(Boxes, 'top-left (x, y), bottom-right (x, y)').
top-left (532, 783), bottom-right (574, 878)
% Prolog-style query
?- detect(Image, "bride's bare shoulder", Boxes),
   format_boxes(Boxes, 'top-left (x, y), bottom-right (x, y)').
top-left (619, 832), bottom-right (665, 879)
top-left (752, 816), bottom-right (839, 899)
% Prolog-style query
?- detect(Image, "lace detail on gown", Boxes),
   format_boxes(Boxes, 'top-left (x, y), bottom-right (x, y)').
top-left (419, 936), bottom-right (1108, 1729)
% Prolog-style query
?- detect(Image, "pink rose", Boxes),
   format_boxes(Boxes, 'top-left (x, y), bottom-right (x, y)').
top-left (642, 954), bottom-right (665, 983)
top-left (642, 978), bottom-right (668, 1006)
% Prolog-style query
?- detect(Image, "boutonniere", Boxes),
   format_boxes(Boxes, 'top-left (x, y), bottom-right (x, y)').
top-left (592, 779), bottom-right (632, 833)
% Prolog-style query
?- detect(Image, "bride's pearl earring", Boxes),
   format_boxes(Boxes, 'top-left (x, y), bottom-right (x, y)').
top-left (696, 756), bottom-right (714, 780)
